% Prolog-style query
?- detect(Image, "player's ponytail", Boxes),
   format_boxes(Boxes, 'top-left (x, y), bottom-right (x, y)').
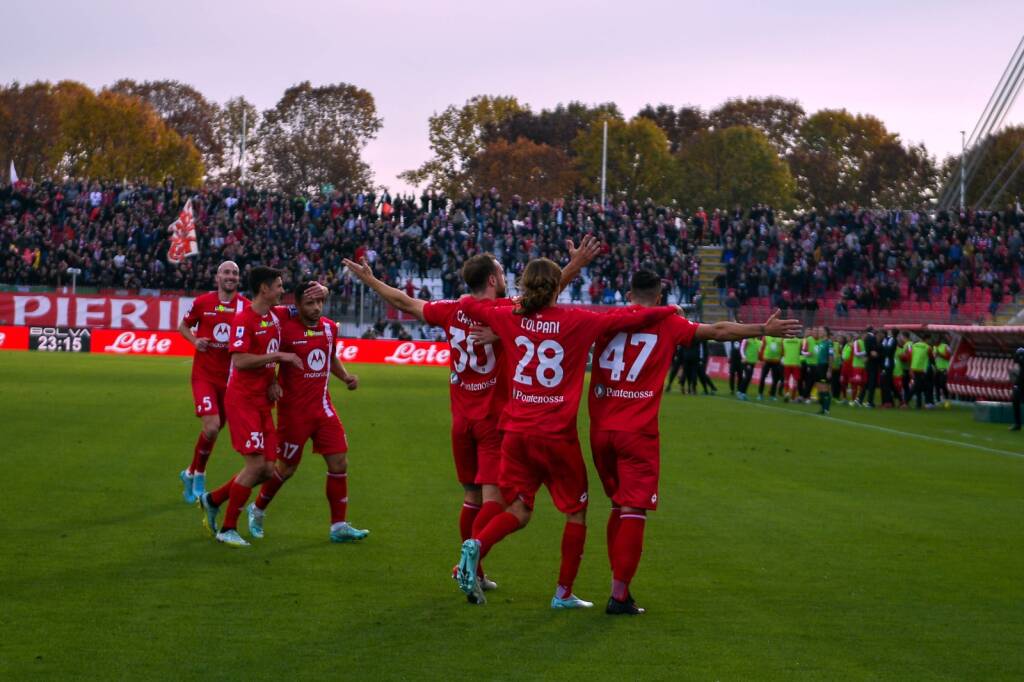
top-left (516, 258), bottom-right (561, 316)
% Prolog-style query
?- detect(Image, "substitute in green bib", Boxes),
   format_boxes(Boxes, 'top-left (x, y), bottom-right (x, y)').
top-left (799, 331), bottom-right (818, 401)
top-left (781, 335), bottom-right (803, 402)
top-left (934, 340), bottom-right (952, 408)
top-left (737, 336), bottom-right (762, 400)
top-left (759, 335), bottom-right (783, 400)
top-left (812, 328), bottom-right (834, 415)
top-left (909, 336), bottom-right (934, 409)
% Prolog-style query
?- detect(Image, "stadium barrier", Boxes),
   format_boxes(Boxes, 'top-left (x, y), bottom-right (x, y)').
top-left (0, 324), bottom-right (451, 367)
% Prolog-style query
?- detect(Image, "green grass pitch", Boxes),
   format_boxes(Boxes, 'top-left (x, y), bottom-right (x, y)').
top-left (1, 352), bottom-right (1022, 680)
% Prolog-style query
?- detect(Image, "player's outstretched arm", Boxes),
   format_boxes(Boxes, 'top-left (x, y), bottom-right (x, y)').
top-left (233, 351), bottom-right (303, 370)
top-left (694, 309), bottom-right (801, 342)
top-left (559, 234), bottom-right (601, 293)
top-left (331, 353), bottom-right (358, 390)
top-left (342, 257), bottom-right (426, 322)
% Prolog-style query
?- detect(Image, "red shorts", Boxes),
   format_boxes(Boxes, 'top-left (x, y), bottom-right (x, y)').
top-left (276, 409), bottom-right (348, 465)
top-left (893, 375), bottom-right (904, 393)
top-left (451, 413), bottom-right (501, 486)
top-left (499, 431), bottom-right (588, 514)
top-left (590, 430), bottom-right (660, 510)
top-left (850, 368), bottom-right (866, 386)
top-left (783, 365), bottom-right (801, 390)
top-left (224, 395), bottom-right (277, 460)
top-left (192, 379), bottom-right (226, 419)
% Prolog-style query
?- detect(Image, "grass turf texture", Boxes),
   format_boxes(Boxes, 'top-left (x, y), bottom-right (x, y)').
top-left (1, 352), bottom-right (1022, 680)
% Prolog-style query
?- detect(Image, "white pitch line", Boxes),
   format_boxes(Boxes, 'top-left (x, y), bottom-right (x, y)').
top-left (736, 399), bottom-right (1024, 461)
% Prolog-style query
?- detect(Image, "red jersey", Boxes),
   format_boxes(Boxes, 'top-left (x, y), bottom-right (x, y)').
top-left (182, 291), bottom-right (250, 386)
top-left (461, 299), bottom-right (678, 438)
top-left (277, 315), bottom-right (339, 418)
top-left (227, 306), bottom-right (283, 408)
top-left (589, 310), bottom-right (700, 435)
top-left (422, 297), bottom-right (512, 422)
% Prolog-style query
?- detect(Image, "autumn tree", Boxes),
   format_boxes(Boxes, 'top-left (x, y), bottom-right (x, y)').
top-left (256, 81), bottom-right (382, 193)
top-left (709, 97), bottom-right (806, 156)
top-left (483, 101), bottom-right (622, 156)
top-left (789, 109), bottom-right (894, 207)
top-left (574, 116), bottom-right (676, 202)
top-left (109, 79), bottom-right (223, 169)
top-left (636, 104), bottom-right (708, 153)
top-left (859, 141), bottom-right (938, 207)
top-left (468, 137), bottom-right (578, 199)
top-left (677, 125), bottom-right (795, 209)
top-left (53, 81), bottom-right (204, 184)
top-left (0, 81), bottom-right (63, 179)
top-left (400, 95), bottom-right (525, 196)
top-left (939, 125), bottom-right (1024, 209)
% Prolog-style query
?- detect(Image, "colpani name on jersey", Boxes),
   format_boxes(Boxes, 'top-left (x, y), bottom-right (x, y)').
top-left (520, 318), bottom-right (560, 334)
top-left (512, 388), bottom-right (564, 404)
top-left (593, 384), bottom-right (656, 400)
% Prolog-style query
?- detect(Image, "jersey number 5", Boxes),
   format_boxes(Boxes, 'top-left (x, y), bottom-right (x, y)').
top-left (513, 336), bottom-right (564, 388)
top-left (598, 332), bottom-right (658, 382)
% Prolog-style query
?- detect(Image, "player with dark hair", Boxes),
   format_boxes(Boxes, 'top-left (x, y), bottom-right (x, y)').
top-left (177, 261), bottom-right (249, 503)
top-left (198, 266), bottom-right (304, 547)
top-left (344, 238), bottom-right (599, 594)
top-left (244, 281), bottom-right (368, 543)
top-left (588, 270), bottom-right (800, 614)
top-left (1010, 347), bottom-right (1024, 431)
top-left (454, 258), bottom-right (681, 608)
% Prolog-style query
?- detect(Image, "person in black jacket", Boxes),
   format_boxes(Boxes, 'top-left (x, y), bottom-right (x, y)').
top-left (696, 339), bottom-right (718, 395)
top-left (1011, 347), bottom-right (1024, 431)
top-left (879, 328), bottom-right (899, 407)
top-left (863, 327), bottom-right (881, 408)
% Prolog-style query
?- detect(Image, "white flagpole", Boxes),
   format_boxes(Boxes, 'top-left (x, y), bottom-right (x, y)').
top-left (600, 121), bottom-right (608, 208)
top-left (240, 108), bottom-right (247, 183)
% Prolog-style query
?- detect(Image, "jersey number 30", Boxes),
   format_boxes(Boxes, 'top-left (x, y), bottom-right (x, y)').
top-left (598, 332), bottom-right (658, 382)
top-left (448, 327), bottom-right (496, 374)
top-left (513, 336), bottom-right (564, 387)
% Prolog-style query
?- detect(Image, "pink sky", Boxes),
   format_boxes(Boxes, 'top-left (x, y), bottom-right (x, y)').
top-left (3, 0), bottom-right (1023, 193)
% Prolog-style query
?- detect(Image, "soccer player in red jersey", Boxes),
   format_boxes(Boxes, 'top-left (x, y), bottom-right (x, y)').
top-left (198, 266), bottom-right (303, 547)
top-left (177, 261), bottom-right (250, 503)
top-left (588, 270), bottom-right (801, 614)
top-left (244, 281), bottom-right (369, 544)
top-left (343, 238), bottom-right (598, 595)
top-left (454, 258), bottom-right (681, 608)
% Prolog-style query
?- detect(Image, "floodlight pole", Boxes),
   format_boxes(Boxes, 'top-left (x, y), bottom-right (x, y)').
top-left (600, 120), bottom-right (608, 208)
top-left (960, 130), bottom-right (966, 211)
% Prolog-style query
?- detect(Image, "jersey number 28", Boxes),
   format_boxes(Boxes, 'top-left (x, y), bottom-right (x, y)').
top-left (513, 336), bottom-right (564, 388)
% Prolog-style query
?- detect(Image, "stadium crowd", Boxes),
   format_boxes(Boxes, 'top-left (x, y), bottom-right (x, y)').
top-left (2, 179), bottom-right (1023, 320)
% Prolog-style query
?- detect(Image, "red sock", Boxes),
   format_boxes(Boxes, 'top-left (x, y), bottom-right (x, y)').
top-left (255, 471), bottom-right (287, 511)
top-left (188, 433), bottom-right (215, 474)
top-left (611, 514), bottom-right (646, 600)
top-left (556, 521), bottom-right (587, 598)
top-left (326, 472), bottom-right (348, 524)
top-left (606, 507), bottom-right (621, 569)
top-left (209, 475), bottom-right (236, 506)
top-left (471, 500), bottom-right (504, 538)
top-left (476, 511), bottom-right (521, 559)
top-left (220, 481), bottom-right (253, 531)
top-left (459, 502), bottom-right (480, 541)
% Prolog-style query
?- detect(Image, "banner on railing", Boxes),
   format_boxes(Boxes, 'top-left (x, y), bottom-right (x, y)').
top-left (0, 292), bottom-right (195, 330)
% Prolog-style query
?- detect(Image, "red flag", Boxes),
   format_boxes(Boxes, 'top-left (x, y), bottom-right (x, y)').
top-left (167, 198), bottom-right (199, 264)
